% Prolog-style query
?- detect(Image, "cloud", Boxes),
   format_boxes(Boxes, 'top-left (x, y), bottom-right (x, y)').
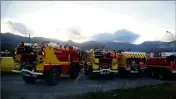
top-left (91, 29), bottom-right (140, 43)
top-left (68, 28), bottom-right (81, 36)
top-left (2, 20), bottom-right (34, 35)
top-left (66, 27), bottom-right (89, 43)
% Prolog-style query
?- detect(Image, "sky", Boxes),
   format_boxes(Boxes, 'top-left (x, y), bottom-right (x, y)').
top-left (1, 1), bottom-right (176, 44)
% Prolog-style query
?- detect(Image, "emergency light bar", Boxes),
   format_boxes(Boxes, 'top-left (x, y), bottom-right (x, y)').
top-left (24, 43), bottom-right (33, 46)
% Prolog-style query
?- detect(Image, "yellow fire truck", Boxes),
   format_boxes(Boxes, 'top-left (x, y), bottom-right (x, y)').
top-left (118, 52), bottom-right (147, 77)
top-left (12, 41), bottom-right (84, 86)
top-left (0, 50), bottom-right (16, 73)
top-left (85, 49), bottom-right (118, 78)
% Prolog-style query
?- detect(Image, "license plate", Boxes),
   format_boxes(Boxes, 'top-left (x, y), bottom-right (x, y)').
top-left (130, 71), bottom-right (139, 73)
top-left (100, 70), bottom-right (110, 74)
top-left (22, 72), bottom-right (31, 77)
top-left (23, 73), bottom-right (31, 77)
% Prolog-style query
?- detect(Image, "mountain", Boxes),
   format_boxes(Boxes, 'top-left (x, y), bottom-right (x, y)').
top-left (1, 33), bottom-right (175, 52)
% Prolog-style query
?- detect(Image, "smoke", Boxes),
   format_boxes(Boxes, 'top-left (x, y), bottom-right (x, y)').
top-left (91, 29), bottom-right (140, 43)
top-left (66, 27), bottom-right (89, 42)
top-left (68, 28), bottom-right (84, 40)
top-left (68, 28), bottom-right (81, 36)
top-left (2, 20), bottom-right (34, 35)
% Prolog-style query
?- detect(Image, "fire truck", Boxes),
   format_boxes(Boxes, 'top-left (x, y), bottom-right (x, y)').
top-left (0, 50), bottom-right (16, 73)
top-left (118, 52), bottom-right (147, 78)
top-left (84, 49), bottom-right (118, 77)
top-left (145, 52), bottom-right (176, 80)
top-left (12, 41), bottom-right (84, 85)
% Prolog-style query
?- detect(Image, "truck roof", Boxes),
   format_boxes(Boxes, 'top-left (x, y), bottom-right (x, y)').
top-left (149, 52), bottom-right (176, 57)
top-left (161, 52), bottom-right (176, 57)
top-left (122, 52), bottom-right (146, 54)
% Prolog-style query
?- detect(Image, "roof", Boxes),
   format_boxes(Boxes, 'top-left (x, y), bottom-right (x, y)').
top-left (122, 52), bottom-right (146, 54)
top-left (161, 52), bottom-right (176, 57)
top-left (149, 52), bottom-right (176, 57)
top-left (120, 52), bottom-right (147, 58)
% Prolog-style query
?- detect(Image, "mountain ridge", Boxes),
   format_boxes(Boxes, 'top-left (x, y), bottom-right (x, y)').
top-left (1, 32), bottom-right (175, 52)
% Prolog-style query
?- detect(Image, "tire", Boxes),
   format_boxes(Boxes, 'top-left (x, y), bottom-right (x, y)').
top-left (46, 68), bottom-right (61, 86)
top-left (151, 72), bottom-right (157, 78)
top-left (136, 70), bottom-right (144, 78)
top-left (158, 72), bottom-right (170, 80)
top-left (118, 70), bottom-right (128, 78)
top-left (70, 65), bottom-right (80, 79)
top-left (158, 73), bottom-right (165, 80)
top-left (84, 68), bottom-right (88, 76)
top-left (22, 76), bottom-right (36, 84)
top-left (87, 66), bottom-right (99, 79)
top-left (70, 71), bottom-right (79, 79)
top-left (146, 70), bottom-right (152, 77)
top-left (108, 73), bottom-right (115, 79)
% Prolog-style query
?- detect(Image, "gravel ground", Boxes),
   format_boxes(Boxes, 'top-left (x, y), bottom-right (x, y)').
top-left (1, 74), bottom-right (168, 99)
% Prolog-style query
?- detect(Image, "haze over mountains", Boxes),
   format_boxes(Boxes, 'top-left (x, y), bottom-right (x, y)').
top-left (1, 32), bottom-right (175, 52)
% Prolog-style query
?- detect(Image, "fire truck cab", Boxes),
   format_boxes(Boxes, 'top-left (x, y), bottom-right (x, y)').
top-left (12, 41), bottom-right (83, 85)
top-left (146, 52), bottom-right (176, 80)
top-left (85, 49), bottom-right (118, 77)
top-left (118, 52), bottom-right (147, 78)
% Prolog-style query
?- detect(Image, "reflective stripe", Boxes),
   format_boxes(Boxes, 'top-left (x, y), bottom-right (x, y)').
top-left (44, 62), bottom-right (69, 66)
top-left (123, 53), bottom-right (146, 58)
top-left (146, 65), bottom-right (169, 67)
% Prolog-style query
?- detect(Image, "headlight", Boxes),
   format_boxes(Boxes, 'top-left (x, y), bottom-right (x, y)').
top-left (94, 58), bottom-right (99, 64)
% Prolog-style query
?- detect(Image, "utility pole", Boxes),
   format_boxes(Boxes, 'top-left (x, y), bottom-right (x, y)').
top-left (166, 31), bottom-right (175, 52)
top-left (28, 34), bottom-right (30, 43)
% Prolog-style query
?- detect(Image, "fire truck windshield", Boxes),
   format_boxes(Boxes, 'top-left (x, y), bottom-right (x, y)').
top-left (167, 54), bottom-right (176, 62)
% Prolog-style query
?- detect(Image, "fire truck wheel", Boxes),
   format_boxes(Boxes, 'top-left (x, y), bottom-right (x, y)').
top-left (151, 72), bottom-right (158, 78)
top-left (158, 73), bottom-right (167, 80)
top-left (22, 76), bottom-right (36, 84)
top-left (118, 70), bottom-right (128, 78)
top-left (87, 66), bottom-right (100, 79)
top-left (70, 66), bottom-right (80, 79)
top-left (84, 68), bottom-right (88, 76)
top-left (46, 68), bottom-right (61, 86)
top-left (146, 70), bottom-right (153, 77)
top-left (109, 73), bottom-right (116, 78)
top-left (87, 66), bottom-right (93, 76)
top-left (70, 72), bottom-right (79, 79)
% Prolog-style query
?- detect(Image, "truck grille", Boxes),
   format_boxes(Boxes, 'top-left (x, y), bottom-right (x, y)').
top-left (101, 63), bottom-right (110, 69)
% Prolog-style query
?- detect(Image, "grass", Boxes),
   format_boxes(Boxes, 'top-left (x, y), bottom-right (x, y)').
top-left (61, 82), bottom-right (176, 99)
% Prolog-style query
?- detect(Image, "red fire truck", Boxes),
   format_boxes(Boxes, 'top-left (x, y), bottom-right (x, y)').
top-left (145, 52), bottom-right (176, 80)
top-left (12, 41), bottom-right (85, 85)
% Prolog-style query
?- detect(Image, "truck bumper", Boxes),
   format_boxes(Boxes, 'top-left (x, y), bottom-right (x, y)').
top-left (171, 71), bottom-right (176, 73)
top-left (125, 68), bottom-right (139, 74)
top-left (130, 70), bottom-right (139, 73)
top-left (12, 69), bottom-right (43, 77)
top-left (93, 69), bottom-right (118, 74)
